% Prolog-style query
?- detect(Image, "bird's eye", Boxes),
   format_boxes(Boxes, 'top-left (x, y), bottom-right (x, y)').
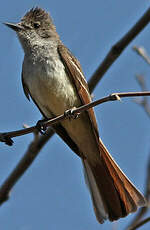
top-left (33, 22), bottom-right (40, 29)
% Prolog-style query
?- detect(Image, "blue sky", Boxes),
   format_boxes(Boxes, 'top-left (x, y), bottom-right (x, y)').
top-left (0, 1), bottom-right (150, 230)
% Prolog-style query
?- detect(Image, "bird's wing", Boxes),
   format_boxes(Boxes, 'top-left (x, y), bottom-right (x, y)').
top-left (58, 44), bottom-right (99, 142)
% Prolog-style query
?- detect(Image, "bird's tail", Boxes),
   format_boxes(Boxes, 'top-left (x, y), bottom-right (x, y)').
top-left (82, 139), bottom-right (146, 223)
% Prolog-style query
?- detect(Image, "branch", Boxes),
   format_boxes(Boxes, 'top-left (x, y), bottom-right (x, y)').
top-left (126, 154), bottom-right (150, 229)
top-left (133, 46), bottom-right (150, 65)
top-left (0, 128), bottom-right (54, 205)
top-left (126, 75), bottom-right (150, 229)
top-left (127, 217), bottom-right (150, 230)
top-left (134, 75), bottom-right (150, 117)
top-left (88, 7), bottom-right (150, 93)
top-left (1, 92), bottom-right (150, 144)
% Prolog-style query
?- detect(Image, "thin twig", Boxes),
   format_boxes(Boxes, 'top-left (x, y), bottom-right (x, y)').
top-left (88, 7), bottom-right (150, 92)
top-left (0, 128), bottom-right (54, 205)
top-left (126, 154), bottom-right (150, 229)
top-left (133, 46), bottom-right (150, 65)
top-left (127, 217), bottom-right (150, 230)
top-left (126, 76), bottom-right (150, 229)
top-left (133, 75), bottom-right (150, 117)
top-left (1, 92), bottom-right (150, 145)
top-left (136, 74), bottom-right (147, 91)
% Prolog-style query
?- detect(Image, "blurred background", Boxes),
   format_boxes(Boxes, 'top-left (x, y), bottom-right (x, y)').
top-left (0, 1), bottom-right (150, 229)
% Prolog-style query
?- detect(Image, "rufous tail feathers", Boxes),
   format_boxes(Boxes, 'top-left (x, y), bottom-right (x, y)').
top-left (82, 139), bottom-right (146, 223)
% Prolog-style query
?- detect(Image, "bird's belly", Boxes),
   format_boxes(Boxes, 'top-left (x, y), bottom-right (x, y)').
top-left (27, 61), bottom-right (80, 117)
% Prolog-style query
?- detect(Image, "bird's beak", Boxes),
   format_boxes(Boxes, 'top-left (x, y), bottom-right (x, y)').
top-left (4, 22), bottom-right (23, 32)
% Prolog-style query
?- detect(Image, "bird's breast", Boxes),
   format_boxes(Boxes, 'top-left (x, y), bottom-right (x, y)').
top-left (23, 56), bottom-right (81, 118)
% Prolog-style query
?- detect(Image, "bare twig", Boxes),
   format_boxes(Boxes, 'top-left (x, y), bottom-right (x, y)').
top-left (126, 76), bottom-right (150, 229)
top-left (0, 128), bottom-right (54, 205)
top-left (145, 155), bottom-right (150, 206)
top-left (126, 155), bottom-right (150, 229)
top-left (127, 217), bottom-right (150, 230)
top-left (133, 46), bottom-right (150, 65)
top-left (88, 7), bottom-right (150, 93)
top-left (133, 75), bottom-right (150, 117)
top-left (1, 91), bottom-right (150, 145)
top-left (136, 74), bottom-right (147, 91)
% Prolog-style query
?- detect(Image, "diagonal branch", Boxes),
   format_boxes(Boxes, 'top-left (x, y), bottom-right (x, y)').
top-left (127, 217), bottom-right (150, 230)
top-left (126, 154), bottom-right (150, 230)
top-left (88, 7), bottom-right (150, 92)
top-left (0, 128), bottom-right (54, 205)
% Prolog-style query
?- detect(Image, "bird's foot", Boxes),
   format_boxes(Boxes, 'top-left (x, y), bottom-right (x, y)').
top-left (0, 133), bottom-right (14, 146)
top-left (36, 119), bottom-right (48, 134)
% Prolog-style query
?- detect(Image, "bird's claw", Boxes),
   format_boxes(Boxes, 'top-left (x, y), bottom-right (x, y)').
top-left (36, 119), bottom-right (47, 135)
top-left (0, 133), bottom-right (14, 146)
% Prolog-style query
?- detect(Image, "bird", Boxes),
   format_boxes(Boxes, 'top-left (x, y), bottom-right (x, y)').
top-left (4, 7), bottom-right (146, 223)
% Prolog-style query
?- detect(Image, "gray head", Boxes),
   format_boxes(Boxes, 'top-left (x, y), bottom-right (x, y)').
top-left (5, 7), bottom-right (59, 52)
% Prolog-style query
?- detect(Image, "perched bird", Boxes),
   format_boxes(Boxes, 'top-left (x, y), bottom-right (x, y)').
top-left (5, 7), bottom-right (146, 223)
